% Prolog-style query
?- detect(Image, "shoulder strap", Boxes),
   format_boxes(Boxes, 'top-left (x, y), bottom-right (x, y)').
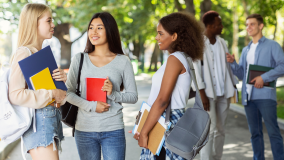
top-left (165, 53), bottom-right (204, 124)
top-left (75, 53), bottom-right (84, 96)
top-left (11, 47), bottom-right (32, 65)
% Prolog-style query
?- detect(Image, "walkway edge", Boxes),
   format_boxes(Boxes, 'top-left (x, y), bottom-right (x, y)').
top-left (0, 139), bottom-right (20, 160)
top-left (230, 103), bottom-right (284, 130)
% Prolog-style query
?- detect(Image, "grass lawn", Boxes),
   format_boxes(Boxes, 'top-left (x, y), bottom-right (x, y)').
top-left (237, 87), bottom-right (284, 119)
top-left (276, 87), bottom-right (284, 119)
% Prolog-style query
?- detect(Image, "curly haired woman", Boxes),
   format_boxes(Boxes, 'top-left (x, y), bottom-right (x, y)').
top-left (133, 12), bottom-right (204, 160)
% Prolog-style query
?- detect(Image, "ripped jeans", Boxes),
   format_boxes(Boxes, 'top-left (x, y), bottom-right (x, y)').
top-left (22, 105), bottom-right (64, 153)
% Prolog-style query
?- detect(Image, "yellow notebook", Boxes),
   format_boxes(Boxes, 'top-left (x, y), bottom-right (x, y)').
top-left (30, 67), bottom-right (56, 105)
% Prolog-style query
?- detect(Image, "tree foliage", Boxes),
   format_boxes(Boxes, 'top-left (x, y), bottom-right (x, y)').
top-left (1, 0), bottom-right (284, 68)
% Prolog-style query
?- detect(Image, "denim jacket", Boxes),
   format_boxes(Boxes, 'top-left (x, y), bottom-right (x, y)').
top-left (230, 36), bottom-right (284, 105)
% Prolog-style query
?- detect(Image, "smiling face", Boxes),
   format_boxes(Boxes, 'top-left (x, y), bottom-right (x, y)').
top-left (88, 18), bottom-right (107, 46)
top-left (155, 23), bottom-right (176, 51)
top-left (246, 18), bottom-right (263, 37)
top-left (37, 11), bottom-right (54, 41)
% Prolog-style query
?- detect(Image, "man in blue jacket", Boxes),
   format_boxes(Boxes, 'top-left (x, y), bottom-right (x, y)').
top-left (227, 14), bottom-right (284, 160)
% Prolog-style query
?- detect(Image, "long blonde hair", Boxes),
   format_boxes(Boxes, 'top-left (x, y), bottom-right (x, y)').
top-left (17, 3), bottom-right (51, 48)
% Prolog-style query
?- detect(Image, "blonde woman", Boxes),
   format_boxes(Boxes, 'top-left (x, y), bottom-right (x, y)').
top-left (9, 3), bottom-right (66, 160)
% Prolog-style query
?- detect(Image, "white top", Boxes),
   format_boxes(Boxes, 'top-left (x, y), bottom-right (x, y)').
top-left (210, 41), bottom-right (225, 96)
top-left (147, 51), bottom-right (191, 109)
top-left (246, 42), bottom-right (258, 100)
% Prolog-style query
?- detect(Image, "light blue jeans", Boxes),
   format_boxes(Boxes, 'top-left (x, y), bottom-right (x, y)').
top-left (75, 129), bottom-right (126, 160)
top-left (245, 99), bottom-right (284, 160)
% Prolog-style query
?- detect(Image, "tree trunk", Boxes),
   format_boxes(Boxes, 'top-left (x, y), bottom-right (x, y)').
top-left (232, 6), bottom-right (239, 63)
top-left (273, 18), bottom-right (277, 40)
top-left (139, 40), bottom-right (146, 72)
top-left (148, 43), bottom-right (159, 72)
top-left (282, 31), bottom-right (284, 51)
top-left (200, 0), bottom-right (212, 18)
top-left (53, 23), bottom-right (72, 69)
top-left (242, 0), bottom-right (250, 46)
top-left (174, 0), bottom-right (183, 11)
top-left (133, 38), bottom-right (140, 59)
top-left (184, 0), bottom-right (195, 15)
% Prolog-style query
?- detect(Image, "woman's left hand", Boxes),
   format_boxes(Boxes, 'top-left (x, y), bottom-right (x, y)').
top-left (102, 76), bottom-right (113, 96)
top-left (52, 69), bottom-right (67, 83)
top-left (133, 132), bottom-right (140, 140)
top-left (138, 133), bottom-right (149, 149)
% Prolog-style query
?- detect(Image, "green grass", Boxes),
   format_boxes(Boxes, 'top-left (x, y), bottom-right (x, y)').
top-left (237, 87), bottom-right (284, 119)
top-left (276, 87), bottom-right (284, 119)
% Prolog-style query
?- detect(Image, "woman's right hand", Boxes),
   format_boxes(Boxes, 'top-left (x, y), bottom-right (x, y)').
top-left (52, 89), bottom-right (66, 103)
top-left (96, 101), bottom-right (110, 113)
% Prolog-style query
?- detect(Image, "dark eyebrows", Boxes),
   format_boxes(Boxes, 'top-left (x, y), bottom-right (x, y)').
top-left (90, 24), bottom-right (104, 26)
top-left (47, 17), bottom-right (52, 20)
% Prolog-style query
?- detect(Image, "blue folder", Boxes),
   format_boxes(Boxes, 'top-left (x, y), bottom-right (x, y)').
top-left (18, 45), bottom-right (67, 91)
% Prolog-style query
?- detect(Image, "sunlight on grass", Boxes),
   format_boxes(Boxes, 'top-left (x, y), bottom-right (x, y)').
top-left (277, 87), bottom-right (284, 119)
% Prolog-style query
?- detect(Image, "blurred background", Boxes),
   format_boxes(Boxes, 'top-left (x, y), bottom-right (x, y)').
top-left (1, 1), bottom-right (284, 160)
top-left (1, 0), bottom-right (284, 75)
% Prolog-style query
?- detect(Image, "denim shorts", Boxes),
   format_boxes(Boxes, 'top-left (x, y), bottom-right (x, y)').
top-left (22, 105), bottom-right (64, 153)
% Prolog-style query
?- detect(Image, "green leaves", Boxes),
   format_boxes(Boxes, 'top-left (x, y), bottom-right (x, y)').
top-left (1, 0), bottom-right (284, 52)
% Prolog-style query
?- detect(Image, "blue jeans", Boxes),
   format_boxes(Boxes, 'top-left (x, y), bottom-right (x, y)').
top-left (75, 129), bottom-right (126, 160)
top-left (245, 99), bottom-right (284, 160)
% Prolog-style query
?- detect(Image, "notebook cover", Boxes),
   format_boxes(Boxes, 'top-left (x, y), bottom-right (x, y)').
top-left (86, 78), bottom-right (107, 103)
top-left (30, 67), bottom-right (56, 90)
top-left (137, 109), bottom-right (166, 155)
top-left (18, 45), bottom-right (67, 91)
top-left (133, 102), bottom-right (171, 155)
top-left (246, 64), bottom-right (275, 88)
top-left (248, 70), bottom-right (269, 86)
top-left (29, 67), bottom-right (56, 105)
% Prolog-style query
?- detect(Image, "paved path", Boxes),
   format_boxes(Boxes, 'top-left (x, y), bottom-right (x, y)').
top-left (4, 74), bottom-right (284, 160)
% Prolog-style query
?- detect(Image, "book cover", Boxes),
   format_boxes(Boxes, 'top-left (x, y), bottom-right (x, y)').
top-left (246, 64), bottom-right (275, 88)
top-left (86, 78), bottom-right (107, 103)
top-left (29, 67), bottom-right (56, 105)
top-left (132, 102), bottom-right (171, 155)
top-left (18, 45), bottom-right (67, 91)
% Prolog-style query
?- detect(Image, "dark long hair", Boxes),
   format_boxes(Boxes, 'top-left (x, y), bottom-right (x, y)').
top-left (84, 12), bottom-right (124, 55)
top-left (84, 12), bottom-right (124, 91)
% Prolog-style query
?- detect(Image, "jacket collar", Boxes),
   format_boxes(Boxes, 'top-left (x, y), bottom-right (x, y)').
top-left (247, 36), bottom-right (266, 48)
top-left (204, 35), bottom-right (221, 44)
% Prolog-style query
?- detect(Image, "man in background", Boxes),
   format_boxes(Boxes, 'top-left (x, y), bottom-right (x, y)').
top-left (193, 11), bottom-right (238, 160)
top-left (227, 14), bottom-right (284, 160)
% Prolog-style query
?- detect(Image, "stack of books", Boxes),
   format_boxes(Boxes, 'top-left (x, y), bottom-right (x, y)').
top-left (18, 46), bottom-right (67, 105)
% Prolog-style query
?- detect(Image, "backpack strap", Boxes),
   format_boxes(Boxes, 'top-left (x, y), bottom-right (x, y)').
top-left (72, 53), bottom-right (84, 136)
top-left (165, 52), bottom-right (204, 124)
top-left (18, 47), bottom-right (32, 160)
top-left (11, 47), bottom-right (32, 65)
top-left (76, 53), bottom-right (84, 96)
